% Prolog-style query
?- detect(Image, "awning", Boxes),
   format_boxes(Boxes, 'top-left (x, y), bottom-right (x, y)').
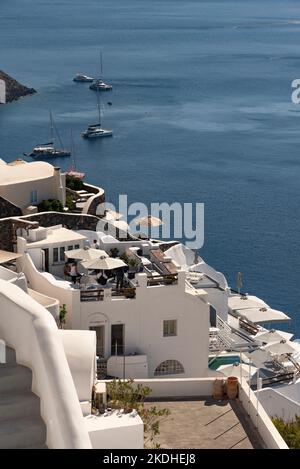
top-left (0, 250), bottom-right (23, 264)
top-left (228, 295), bottom-right (267, 311)
top-left (235, 307), bottom-right (290, 324)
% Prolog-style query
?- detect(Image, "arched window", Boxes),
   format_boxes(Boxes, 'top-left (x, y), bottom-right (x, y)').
top-left (154, 360), bottom-right (184, 376)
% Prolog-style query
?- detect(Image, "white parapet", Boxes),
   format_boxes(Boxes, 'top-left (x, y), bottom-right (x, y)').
top-left (84, 412), bottom-right (144, 449)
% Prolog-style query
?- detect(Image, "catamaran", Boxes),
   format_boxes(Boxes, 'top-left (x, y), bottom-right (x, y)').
top-left (81, 89), bottom-right (113, 139)
top-left (26, 111), bottom-right (71, 159)
top-left (89, 52), bottom-right (112, 91)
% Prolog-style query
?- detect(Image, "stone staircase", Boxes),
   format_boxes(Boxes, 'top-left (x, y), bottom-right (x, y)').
top-left (0, 346), bottom-right (47, 449)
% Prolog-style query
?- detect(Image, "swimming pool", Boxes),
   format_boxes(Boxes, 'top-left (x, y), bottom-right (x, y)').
top-left (208, 355), bottom-right (241, 370)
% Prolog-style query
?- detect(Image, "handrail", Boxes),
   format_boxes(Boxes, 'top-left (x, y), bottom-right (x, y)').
top-left (0, 280), bottom-right (91, 448)
top-left (147, 273), bottom-right (178, 286)
top-left (80, 288), bottom-right (104, 301)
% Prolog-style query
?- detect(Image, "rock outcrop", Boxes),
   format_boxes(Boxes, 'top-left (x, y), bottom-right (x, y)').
top-left (0, 70), bottom-right (36, 103)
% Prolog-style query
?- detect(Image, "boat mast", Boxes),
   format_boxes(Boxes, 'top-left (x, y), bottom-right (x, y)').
top-left (97, 87), bottom-right (101, 127)
top-left (100, 51), bottom-right (103, 79)
top-left (49, 110), bottom-right (54, 143)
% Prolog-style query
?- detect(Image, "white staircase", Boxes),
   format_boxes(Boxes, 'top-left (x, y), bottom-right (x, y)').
top-left (0, 346), bottom-right (47, 449)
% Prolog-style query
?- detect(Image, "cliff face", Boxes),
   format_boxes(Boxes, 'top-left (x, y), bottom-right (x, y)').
top-left (0, 70), bottom-right (36, 103)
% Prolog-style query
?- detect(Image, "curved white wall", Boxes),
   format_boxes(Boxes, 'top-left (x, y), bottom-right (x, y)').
top-left (59, 330), bottom-right (96, 412)
top-left (0, 280), bottom-right (91, 448)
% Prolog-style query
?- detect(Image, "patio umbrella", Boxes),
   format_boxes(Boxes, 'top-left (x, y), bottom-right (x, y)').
top-left (81, 256), bottom-right (126, 271)
top-left (65, 248), bottom-right (108, 261)
top-left (134, 215), bottom-right (164, 227)
top-left (255, 329), bottom-right (293, 345)
top-left (104, 209), bottom-right (123, 221)
top-left (263, 339), bottom-right (298, 355)
top-left (217, 362), bottom-right (258, 379)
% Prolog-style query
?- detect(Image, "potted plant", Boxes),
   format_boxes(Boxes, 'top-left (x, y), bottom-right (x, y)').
top-left (59, 304), bottom-right (67, 329)
top-left (110, 247), bottom-right (119, 258)
top-left (128, 258), bottom-right (139, 279)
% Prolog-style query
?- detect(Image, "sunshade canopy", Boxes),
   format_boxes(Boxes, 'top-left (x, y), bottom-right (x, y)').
top-left (134, 215), bottom-right (164, 227)
top-left (263, 339), bottom-right (298, 355)
top-left (0, 250), bottom-right (23, 264)
top-left (255, 329), bottom-right (293, 344)
top-left (235, 307), bottom-right (290, 324)
top-left (65, 248), bottom-right (107, 261)
top-left (217, 362), bottom-right (258, 379)
top-left (81, 257), bottom-right (126, 270)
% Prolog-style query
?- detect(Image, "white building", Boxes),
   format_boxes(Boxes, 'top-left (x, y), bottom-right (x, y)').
top-left (14, 223), bottom-right (213, 380)
top-left (0, 159), bottom-right (66, 213)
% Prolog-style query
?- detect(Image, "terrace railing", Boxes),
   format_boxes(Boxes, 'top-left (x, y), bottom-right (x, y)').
top-left (80, 289), bottom-right (104, 302)
top-left (147, 273), bottom-right (178, 287)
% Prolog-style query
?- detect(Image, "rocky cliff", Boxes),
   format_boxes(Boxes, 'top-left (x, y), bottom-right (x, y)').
top-left (0, 70), bottom-right (36, 103)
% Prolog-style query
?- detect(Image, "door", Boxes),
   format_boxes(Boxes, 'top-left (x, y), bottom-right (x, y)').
top-left (89, 326), bottom-right (105, 358)
top-left (43, 248), bottom-right (49, 272)
top-left (111, 324), bottom-right (124, 355)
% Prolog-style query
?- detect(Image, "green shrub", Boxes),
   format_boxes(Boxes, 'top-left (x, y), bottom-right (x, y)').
top-left (272, 416), bottom-right (300, 448)
top-left (66, 194), bottom-right (75, 211)
top-left (106, 379), bottom-right (170, 448)
top-left (37, 199), bottom-right (63, 212)
top-left (66, 175), bottom-right (84, 191)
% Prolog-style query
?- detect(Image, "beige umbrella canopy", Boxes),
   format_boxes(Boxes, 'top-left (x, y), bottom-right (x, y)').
top-left (134, 215), bottom-right (164, 227)
top-left (0, 250), bottom-right (23, 264)
top-left (104, 209), bottom-right (124, 221)
top-left (255, 329), bottom-right (293, 345)
top-left (217, 362), bottom-right (258, 379)
top-left (81, 257), bottom-right (126, 271)
top-left (65, 248), bottom-right (108, 261)
top-left (263, 339), bottom-right (298, 355)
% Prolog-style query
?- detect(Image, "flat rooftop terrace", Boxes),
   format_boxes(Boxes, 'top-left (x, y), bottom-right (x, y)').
top-left (144, 398), bottom-right (263, 449)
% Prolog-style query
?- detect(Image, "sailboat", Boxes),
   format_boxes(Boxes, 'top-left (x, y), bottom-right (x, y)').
top-left (66, 130), bottom-right (86, 179)
top-left (27, 111), bottom-right (71, 159)
top-left (89, 52), bottom-right (112, 91)
top-left (81, 88), bottom-right (113, 139)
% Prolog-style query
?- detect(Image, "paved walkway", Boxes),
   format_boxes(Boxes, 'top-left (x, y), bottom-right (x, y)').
top-left (144, 399), bottom-right (263, 449)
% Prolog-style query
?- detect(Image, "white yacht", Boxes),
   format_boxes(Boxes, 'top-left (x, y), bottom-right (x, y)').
top-left (89, 52), bottom-right (112, 91)
top-left (29, 143), bottom-right (71, 158)
top-left (82, 88), bottom-right (113, 139)
top-left (26, 111), bottom-right (71, 159)
top-left (73, 74), bottom-right (94, 83)
top-left (82, 125), bottom-right (113, 139)
top-left (89, 79), bottom-right (112, 91)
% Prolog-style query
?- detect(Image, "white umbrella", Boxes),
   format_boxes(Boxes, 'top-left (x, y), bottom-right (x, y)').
top-left (65, 248), bottom-right (108, 261)
top-left (255, 329), bottom-right (293, 345)
top-left (217, 362), bottom-right (257, 379)
top-left (104, 209), bottom-right (123, 221)
top-left (81, 256), bottom-right (126, 270)
top-left (134, 215), bottom-right (164, 227)
top-left (263, 339), bottom-right (298, 355)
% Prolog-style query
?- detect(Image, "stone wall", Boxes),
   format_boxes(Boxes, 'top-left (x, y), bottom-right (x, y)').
top-left (0, 219), bottom-right (14, 251)
top-left (20, 211), bottom-right (100, 231)
top-left (0, 196), bottom-right (22, 219)
top-left (0, 212), bottom-right (100, 252)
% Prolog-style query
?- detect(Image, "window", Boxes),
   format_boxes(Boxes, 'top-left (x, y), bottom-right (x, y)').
top-left (30, 190), bottom-right (38, 204)
top-left (163, 320), bottom-right (177, 337)
top-left (154, 360), bottom-right (184, 376)
top-left (74, 244), bottom-right (80, 250)
top-left (53, 247), bottom-right (59, 263)
top-left (59, 246), bottom-right (65, 262)
top-left (111, 324), bottom-right (124, 355)
top-left (67, 246), bottom-right (73, 251)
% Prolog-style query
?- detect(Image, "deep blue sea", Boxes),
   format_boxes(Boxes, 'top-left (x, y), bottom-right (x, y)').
top-left (1, 0), bottom-right (300, 334)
